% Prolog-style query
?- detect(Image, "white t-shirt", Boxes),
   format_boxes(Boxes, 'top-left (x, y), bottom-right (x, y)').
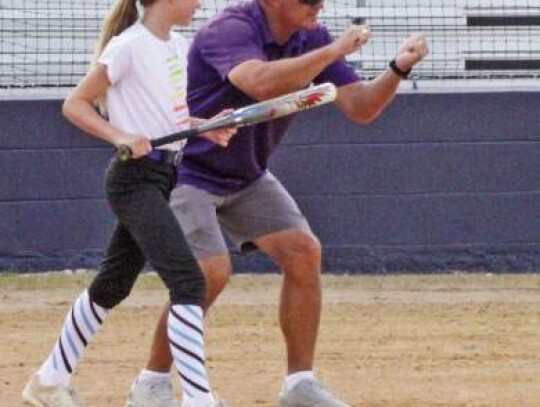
top-left (98, 22), bottom-right (190, 151)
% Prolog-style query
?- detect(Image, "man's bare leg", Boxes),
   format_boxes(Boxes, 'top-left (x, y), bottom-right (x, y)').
top-left (145, 255), bottom-right (232, 372)
top-left (134, 230), bottom-right (348, 406)
top-left (256, 229), bottom-right (350, 407)
top-left (255, 228), bottom-right (322, 374)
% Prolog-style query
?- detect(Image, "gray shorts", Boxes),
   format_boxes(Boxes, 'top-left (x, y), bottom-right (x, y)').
top-left (170, 172), bottom-right (312, 259)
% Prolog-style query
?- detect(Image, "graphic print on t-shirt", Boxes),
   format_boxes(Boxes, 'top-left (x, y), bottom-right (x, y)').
top-left (166, 53), bottom-right (190, 131)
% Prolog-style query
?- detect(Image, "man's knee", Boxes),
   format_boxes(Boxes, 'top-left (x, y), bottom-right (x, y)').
top-left (298, 233), bottom-right (321, 258)
top-left (270, 231), bottom-right (322, 282)
top-left (283, 232), bottom-right (322, 263)
top-left (201, 256), bottom-right (232, 292)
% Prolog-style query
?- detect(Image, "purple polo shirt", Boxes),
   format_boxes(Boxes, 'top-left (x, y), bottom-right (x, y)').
top-left (178, 0), bottom-right (361, 195)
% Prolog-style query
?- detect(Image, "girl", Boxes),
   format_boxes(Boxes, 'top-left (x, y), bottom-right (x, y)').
top-left (22, 0), bottom-right (234, 406)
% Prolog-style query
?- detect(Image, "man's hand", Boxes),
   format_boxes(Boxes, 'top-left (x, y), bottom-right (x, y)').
top-left (331, 24), bottom-right (371, 58)
top-left (394, 33), bottom-right (429, 71)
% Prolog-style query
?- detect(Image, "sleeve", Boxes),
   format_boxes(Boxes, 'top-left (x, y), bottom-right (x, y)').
top-left (311, 27), bottom-right (364, 87)
top-left (197, 16), bottom-right (267, 80)
top-left (98, 35), bottom-right (133, 85)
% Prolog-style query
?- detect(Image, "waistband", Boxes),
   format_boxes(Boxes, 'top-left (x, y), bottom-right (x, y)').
top-left (147, 149), bottom-right (181, 165)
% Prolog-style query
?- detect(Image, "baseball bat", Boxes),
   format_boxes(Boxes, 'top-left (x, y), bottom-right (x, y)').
top-left (117, 82), bottom-right (337, 161)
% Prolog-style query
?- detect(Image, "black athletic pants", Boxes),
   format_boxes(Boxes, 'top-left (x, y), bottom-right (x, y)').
top-left (88, 155), bottom-right (205, 309)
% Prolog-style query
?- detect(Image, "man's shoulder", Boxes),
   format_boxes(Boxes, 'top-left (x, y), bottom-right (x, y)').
top-left (218, 0), bottom-right (256, 18)
top-left (201, 1), bottom-right (258, 32)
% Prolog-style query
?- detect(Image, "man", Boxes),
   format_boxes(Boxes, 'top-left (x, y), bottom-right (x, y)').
top-left (126, 0), bottom-right (429, 406)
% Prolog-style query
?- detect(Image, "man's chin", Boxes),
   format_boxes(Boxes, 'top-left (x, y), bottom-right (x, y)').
top-left (303, 20), bottom-right (320, 30)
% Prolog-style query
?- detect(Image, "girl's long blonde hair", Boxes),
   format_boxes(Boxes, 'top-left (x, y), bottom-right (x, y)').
top-left (94, 0), bottom-right (158, 62)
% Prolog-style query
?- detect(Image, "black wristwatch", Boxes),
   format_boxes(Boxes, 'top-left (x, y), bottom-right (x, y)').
top-left (389, 59), bottom-right (411, 79)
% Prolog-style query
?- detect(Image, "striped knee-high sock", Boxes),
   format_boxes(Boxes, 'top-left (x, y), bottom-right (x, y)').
top-left (37, 290), bottom-right (109, 386)
top-left (168, 304), bottom-right (214, 407)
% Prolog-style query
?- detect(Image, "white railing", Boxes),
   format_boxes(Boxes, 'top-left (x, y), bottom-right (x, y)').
top-left (0, 0), bottom-right (538, 89)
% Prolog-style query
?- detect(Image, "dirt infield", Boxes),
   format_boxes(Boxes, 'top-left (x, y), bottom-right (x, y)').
top-left (1, 272), bottom-right (539, 407)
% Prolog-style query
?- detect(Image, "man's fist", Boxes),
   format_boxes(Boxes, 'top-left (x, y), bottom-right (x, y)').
top-left (395, 33), bottom-right (429, 71)
top-left (333, 24), bottom-right (372, 58)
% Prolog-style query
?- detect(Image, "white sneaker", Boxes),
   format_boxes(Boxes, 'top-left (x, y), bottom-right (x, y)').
top-left (22, 374), bottom-right (83, 407)
top-left (125, 377), bottom-right (181, 407)
top-left (279, 378), bottom-right (350, 407)
top-left (180, 398), bottom-right (229, 407)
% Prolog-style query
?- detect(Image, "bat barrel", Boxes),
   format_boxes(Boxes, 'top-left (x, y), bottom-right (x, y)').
top-left (233, 82), bottom-right (337, 127)
top-left (196, 114), bottom-right (241, 133)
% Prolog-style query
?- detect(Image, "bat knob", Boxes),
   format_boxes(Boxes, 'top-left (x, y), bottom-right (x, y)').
top-left (117, 145), bottom-right (133, 161)
top-left (352, 17), bottom-right (366, 25)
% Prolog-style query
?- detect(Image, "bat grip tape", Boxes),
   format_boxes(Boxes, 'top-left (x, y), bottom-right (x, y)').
top-left (151, 128), bottom-right (200, 147)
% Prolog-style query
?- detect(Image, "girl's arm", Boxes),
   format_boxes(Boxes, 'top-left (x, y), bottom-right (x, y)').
top-left (62, 63), bottom-right (152, 158)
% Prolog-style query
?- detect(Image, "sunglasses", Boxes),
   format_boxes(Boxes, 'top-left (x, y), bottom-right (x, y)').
top-left (298, 0), bottom-right (324, 5)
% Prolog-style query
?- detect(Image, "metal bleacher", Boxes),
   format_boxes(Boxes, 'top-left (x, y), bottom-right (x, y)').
top-left (0, 0), bottom-right (538, 90)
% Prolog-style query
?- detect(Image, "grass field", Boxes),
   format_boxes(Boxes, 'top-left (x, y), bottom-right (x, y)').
top-left (1, 272), bottom-right (539, 407)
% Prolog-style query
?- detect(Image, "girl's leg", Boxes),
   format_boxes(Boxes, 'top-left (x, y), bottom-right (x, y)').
top-left (136, 202), bottom-right (215, 407)
top-left (36, 290), bottom-right (109, 386)
top-left (104, 160), bottom-right (216, 406)
top-left (167, 303), bottom-right (213, 407)
top-left (38, 222), bottom-right (145, 386)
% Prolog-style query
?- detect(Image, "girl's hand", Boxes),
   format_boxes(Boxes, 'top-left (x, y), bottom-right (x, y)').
top-left (115, 132), bottom-right (152, 159)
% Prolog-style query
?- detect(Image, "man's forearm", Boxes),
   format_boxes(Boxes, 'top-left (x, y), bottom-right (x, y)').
top-left (360, 68), bottom-right (402, 116)
top-left (340, 67), bottom-right (402, 124)
top-left (231, 45), bottom-right (341, 100)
